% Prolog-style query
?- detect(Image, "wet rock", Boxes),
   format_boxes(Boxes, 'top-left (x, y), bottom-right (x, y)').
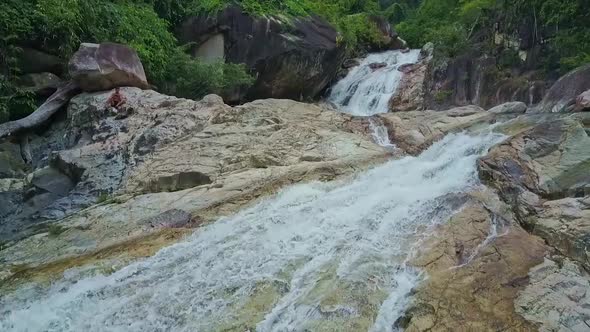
top-left (488, 101), bottom-right (527, 114)
top-left (406, 192), bottom-right (548, 331)
top-left (516, 258), bottom-right (590, 332)
top-left (69, 43), bottom-right (149, 92)
top-left (342, 59), bottom-right (360, 69)
top-left (379, 105), bottom-right (491, 154)
top-left (179, 5), bottom-right (345, 102)
top-left (369, 62), bottom-right (387, 70)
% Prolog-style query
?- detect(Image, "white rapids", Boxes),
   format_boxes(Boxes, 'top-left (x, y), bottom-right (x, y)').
top-left (0, 132), bottom-right (505, 332)
top-left (328, 50), bottom-right (421, 117)
top-left (328, 49), bottom-right (420, 149)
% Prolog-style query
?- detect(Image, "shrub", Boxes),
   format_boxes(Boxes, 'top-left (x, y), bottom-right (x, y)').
top-left (160, 50), bottom-right (254, 100)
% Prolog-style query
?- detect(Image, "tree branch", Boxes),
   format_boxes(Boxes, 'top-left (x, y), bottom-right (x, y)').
top-left (0, 81), bottom-right (80, 139)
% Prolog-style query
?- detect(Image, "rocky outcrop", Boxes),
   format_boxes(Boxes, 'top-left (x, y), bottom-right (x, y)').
top-left (389, 43), bottom-right (433, 112)
top-left (0, 88), bottom-right (390, 277)
top-left (400, 191), bottom-right (548, 331)
top-left (425, 53), bottom-right (549, 110)
top-left (69, 43), bottom-right (149, 92)
top-left (379, 105), bottom-right (492, 154)
top-left (537, 65), bottom-right (590, 112)
top-left (179, 5), bottom-right (345, 103)
top-left (479, 113), bottom-right (590, 271)
top-left (516, 258), bottom-right (590, 331)
top-left (488, 101), bottom-right (527, 114)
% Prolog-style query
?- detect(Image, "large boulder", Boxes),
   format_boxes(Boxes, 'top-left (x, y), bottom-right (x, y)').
top-left (537, 64), bottom-right (590, 112)
top-left (179, 5), bottom-right (346, 102)
top-left (69, 43), bottom-right (149, 92)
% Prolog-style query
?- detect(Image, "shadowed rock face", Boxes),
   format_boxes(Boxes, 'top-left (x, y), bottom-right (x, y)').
top-left (179, 5), bottom-right (345, 102)
top-left (538, 65), bottom-right (590, 112)
top-left (69, 43), bottom-right (149, 92)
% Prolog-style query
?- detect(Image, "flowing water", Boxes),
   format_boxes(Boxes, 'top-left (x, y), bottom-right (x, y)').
top-left (328, 50), bottom-right (421, 117)
top-left (0, 132), bottom-right (504, 332)
top-left (328, 49), bottom-right (421, 149)
top-left (0, 50), bottom-right (505, 331)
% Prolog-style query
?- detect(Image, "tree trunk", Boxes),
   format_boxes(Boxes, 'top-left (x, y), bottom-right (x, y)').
top-left (0, 81), bottom-right (80, 139)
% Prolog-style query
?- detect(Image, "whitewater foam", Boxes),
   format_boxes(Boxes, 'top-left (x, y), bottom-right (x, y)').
top-left (0, 132), bottom-right (505, 332)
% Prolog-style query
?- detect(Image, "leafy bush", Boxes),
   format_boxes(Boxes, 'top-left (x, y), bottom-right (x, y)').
top-left (160, 50), bottom-right (254, 100)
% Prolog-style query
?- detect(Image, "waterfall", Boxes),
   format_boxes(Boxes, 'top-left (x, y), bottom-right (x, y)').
top-left (328, 50), bottom-right (420, 149)
top-left (0, 132), bottom-right (505, 332)
top-left (328, 50), bottom-right (420, 117)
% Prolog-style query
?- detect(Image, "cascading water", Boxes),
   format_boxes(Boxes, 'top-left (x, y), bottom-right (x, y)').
top-left (0, 132), bottom-right (505, 332)
top-left (328, 50), bottom-right (420, 117)
top-left (328, 50), bottom-right (420, 149)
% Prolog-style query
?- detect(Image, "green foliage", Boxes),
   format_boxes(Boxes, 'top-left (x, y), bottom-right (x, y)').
top-left (398, 0), bottom-right (590, 74)
top-left (161, 50), bottom-right (254, 100)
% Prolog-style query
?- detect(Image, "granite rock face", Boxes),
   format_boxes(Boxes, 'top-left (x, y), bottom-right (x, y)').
top-left (0, 88), bottom-right (390, 277)
top-left (179, 5), bottom-right (345, 103)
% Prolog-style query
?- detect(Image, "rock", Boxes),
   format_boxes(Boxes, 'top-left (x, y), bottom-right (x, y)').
top-left (425, 52), bottom-right (549, 110)
top-left (379, 105), bottom-right (491, 154)
top-left (0, 88), bottom-right (390, 271)
top-left (368, 62), bottom-right (387, 70)
top-left (480, 113), bottom-right (590, 270)
top-left (389, 42), bottom-right (433, 112)
top-left (31, 167), bottom-right (75, 196)
top-left (524, 197), bottom-right (590, 270)
top-left (69, 43), bottom-right (149, 92)
top-left (479, 116), bottom-right (590, 200)
top-left (142, 209), bottom-right (193, 229)
top-left (404, 191), bottom-right (548, 331)
top-left (575, 90), bottom-right (590, 111)
top-left (538, 64), bottom-right (590, 112)
top-left (342, 59), bottom-right (360, 69)
top-left (17, 48), bottom-right (63, 75)
top-left (0, 142), bottom-right (26, 178)
top-left (179, 5), bottom-right (345, 102)
top-left (488, 101), bottom-right (527, 114)
top-left (18, 72), bottom-right (63, 97)
top-left (516, 258), bottom-right (590, 332)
